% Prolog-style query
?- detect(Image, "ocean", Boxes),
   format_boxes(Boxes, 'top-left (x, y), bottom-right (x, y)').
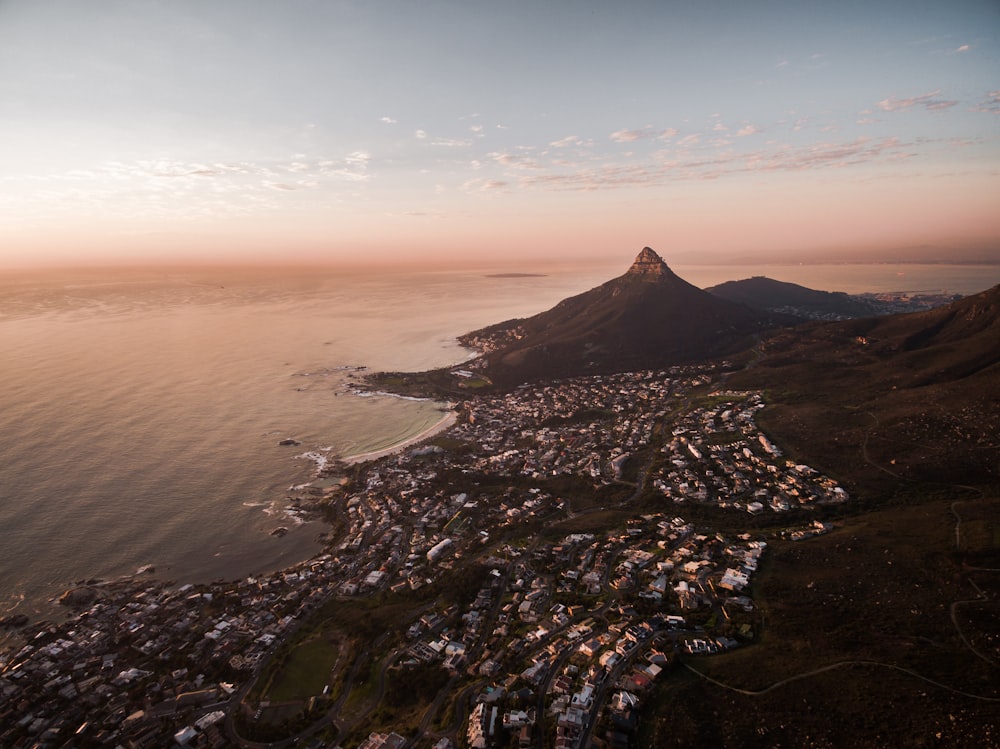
top-left (2, 260), bottom-right (997, 620)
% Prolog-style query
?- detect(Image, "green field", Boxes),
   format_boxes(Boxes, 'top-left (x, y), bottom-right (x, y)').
top-left (265, 635), bottom-right (340, 702)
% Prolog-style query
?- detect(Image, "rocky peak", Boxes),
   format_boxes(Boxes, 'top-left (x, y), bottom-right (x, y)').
top-left (626, 247), bottom-right (672, 279)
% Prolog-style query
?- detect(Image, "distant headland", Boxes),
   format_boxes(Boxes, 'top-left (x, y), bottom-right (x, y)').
top-left (484, 272), bottom-right (548, 278)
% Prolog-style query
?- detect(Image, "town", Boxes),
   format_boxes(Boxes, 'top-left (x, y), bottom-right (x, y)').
top-left (0, 365), bottom-right (847, 749)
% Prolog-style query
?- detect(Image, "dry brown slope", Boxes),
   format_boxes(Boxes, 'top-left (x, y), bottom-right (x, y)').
top-left (728, 284), bottom-right (1000, 500)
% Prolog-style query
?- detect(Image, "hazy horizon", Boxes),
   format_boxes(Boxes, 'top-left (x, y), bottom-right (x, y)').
top-left (1, 0), bottom-right (998, 269)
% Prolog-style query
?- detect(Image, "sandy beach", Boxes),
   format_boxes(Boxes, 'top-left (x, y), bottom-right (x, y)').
top-left (342, 407), bottom-right (458, 465)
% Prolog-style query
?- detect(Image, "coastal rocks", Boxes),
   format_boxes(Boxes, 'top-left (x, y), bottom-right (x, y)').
top-left (58, 586), bottom-right (98, 609)
top-left (0, 613), bottom-right (28, 628)
top-left (270, 527), bottom-right (289, 537)
top-left (279, 438), bottom-right (302, 446)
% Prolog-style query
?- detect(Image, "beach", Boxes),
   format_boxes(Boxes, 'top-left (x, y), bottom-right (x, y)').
top-left (342, 408), bottom-right (458, 465)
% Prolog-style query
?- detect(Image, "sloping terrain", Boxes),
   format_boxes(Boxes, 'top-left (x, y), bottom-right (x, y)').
top-left (463, 248), bottom-right (779, 386)
top-left (728, 284), bottom-right (1000, 497)
top-left (706, 276), bottom-right (881, 320)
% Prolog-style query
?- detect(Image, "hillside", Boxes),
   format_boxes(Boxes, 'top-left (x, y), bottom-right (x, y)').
top-left (706, 276), bottom-right (881, 320)
top-left (461, 248), bottom-right (779, 386)
top-left (728, 283), bottom-right (1000, 496)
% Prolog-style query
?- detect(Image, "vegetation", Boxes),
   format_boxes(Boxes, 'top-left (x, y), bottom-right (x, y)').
top-left (638, 497), bottom-right (1000, 748)
top-left (264, 634), bottom-right (340, 702)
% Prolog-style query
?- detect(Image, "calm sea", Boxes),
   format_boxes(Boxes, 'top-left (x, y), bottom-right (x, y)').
top-left (1, 260), bottom-right (997, 619)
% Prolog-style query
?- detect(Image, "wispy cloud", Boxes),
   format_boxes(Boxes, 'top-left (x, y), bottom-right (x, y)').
top-left (462, 178), bottom-right (509, 193)
top-left (550, 135), bottom-right (585, 148)
top-left (509, 136), bottom-right (915, 192)
top-left (736, 124), bottom-right (761, 137)
top-left (431, 137), bottom-right (472, 148)
top-left (2, 152), bottom-right (375, 221)
top-left (380, 116), bottom-right (398, 124)
top-left (954, 44), bottom-right (971, 54)
top-left (877, 89), bottom-right (958, 112)
top-left (400, 209), bottom-right (445, 218)
top-left (609, 127), bottom-right (676, 143)
top-left (972, 90), bottom-right (1000, 114)
top-left (490, 151), bottom-right (541, 170)
top-left (745, 136), bottom-right (910, 172)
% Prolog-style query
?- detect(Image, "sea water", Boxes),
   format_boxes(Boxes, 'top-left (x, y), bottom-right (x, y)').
top-left (1, 260), bottom-right (997, 618)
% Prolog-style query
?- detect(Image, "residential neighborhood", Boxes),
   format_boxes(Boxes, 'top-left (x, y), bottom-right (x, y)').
top-left (0, 365), bottom-right (844, 749)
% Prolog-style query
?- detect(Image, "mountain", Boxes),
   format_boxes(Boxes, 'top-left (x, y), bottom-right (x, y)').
top-left (706, 276), bottom-right (881, 320)
top-left (728, 283), bottom-right (1000, 493)
top-left (461, 248), bottom-right (778, 386)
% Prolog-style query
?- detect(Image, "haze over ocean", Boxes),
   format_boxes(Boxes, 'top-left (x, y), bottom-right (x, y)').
top-left (1, 260), bottom-right (997, 619)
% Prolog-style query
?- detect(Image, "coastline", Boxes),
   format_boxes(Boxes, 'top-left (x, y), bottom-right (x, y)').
top-left (342, 407), bottom-right (457, 465)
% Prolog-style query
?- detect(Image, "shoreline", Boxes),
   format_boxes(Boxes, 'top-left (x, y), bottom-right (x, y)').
top-left (341, 407), bottom-right (457, 465)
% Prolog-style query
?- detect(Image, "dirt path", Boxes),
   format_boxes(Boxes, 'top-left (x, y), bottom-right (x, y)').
top-left (683, 659), bottom-right (1000, 702)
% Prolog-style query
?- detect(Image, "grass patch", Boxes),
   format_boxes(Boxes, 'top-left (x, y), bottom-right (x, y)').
top-left (704, 430), bottom-right (745, 446)
top-left (544, 509), bottom-right (632, 537)
top-left (265, 634), bottom-right (340, 702)
top-left (459, 377), bottom-right (491, 389)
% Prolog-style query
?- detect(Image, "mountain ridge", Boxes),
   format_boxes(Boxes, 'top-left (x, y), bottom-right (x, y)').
top-left (462, 247), bottom-right (778, 385)
top-left (728, 282), bottom-right (1000, 491)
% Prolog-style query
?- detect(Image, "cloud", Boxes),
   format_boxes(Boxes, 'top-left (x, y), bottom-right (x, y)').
top-left (2, 153), bottom-right (384, 222)
top-left (954, 44), bottom-right (971, 53)
top-left (400, 210), bottom-right (445, 218)
top-left (510, 135), bottom-right (915, 192)
top-left (462, 178), bottom-right (509, 193)
top-left (609, 127), bottom-right (678, 143)
top-left (142, 160), bottom-right (250, 178)
top-left (431, 138), bottom-right (472, 148)
top-left (491, 151), bottom-right (540, 170)
top-left (736, 124), bottom-right (760, 137)
top-left (345, 152), bottom-right (371, 165)
top-left (972, 90), bottom-right (1000, 114)
top-left (380, 116), bottom-right (398, 124)
top-left (415, 129), bottom-right (428, 139)
top-left (470, 124), bottom-right (484, 135)
top-left (877, 89), bottom-right (958, 112)
top-left (610, 128), bottom-right (653, 143)
top-left (550, 135), bottom-right (586, 148)
top-left (745, 136), bottom-right (910, 172)
top-left (925, 99), bottom-right (959, 111)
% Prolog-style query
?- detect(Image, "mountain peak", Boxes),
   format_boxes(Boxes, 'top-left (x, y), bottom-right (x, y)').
top-left (461, 245), bottom-right (773, 385)
top-left (627, 247), bottom-right (671, 278)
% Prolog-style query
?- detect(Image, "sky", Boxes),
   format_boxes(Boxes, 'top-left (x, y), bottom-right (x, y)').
top-left (0, 0), bottom-right (998, 269)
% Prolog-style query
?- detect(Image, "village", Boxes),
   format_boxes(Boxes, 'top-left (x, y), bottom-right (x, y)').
top-left (0, 365), bottom-right (845, 749)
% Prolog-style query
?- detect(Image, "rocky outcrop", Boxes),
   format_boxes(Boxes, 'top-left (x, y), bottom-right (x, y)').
top-left (626, 246), bottom-right (674, 279)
